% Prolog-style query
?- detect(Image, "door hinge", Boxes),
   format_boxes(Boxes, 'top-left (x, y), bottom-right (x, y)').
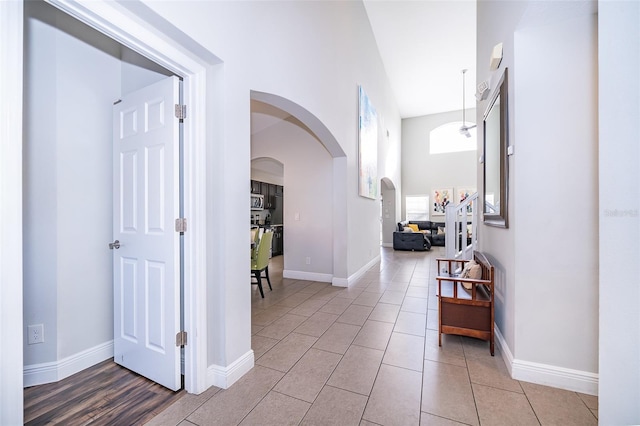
top-left (175, 218), bottom-right (187, 233)
top-left (175, 104), bottom-right (187, 120)
top-left (176, 331), bottom-right (187, 347)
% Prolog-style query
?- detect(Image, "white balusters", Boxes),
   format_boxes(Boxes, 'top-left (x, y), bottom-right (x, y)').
top-left (444, 192), bottom-right (478, 260)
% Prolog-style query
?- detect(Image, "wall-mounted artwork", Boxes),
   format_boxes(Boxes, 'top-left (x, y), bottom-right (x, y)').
top-left (457, 187), bottom-right (476, 213)
top-left (432, 188), bottom-right (453, 216)
top-left (358, 86), bottom-right (378, 199)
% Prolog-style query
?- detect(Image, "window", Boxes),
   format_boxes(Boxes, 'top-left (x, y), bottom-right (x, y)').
top-left (406, 196), bottom-right (429, 221)
top-left (429, 121), bottom-right (477, 154)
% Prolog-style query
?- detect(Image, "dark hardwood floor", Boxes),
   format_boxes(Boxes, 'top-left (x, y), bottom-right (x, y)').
top-left (24, 359), bottom-right (184, 425)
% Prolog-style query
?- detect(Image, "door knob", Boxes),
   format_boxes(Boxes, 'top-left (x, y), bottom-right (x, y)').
top-left (109, 240), bottom-right (121, 250)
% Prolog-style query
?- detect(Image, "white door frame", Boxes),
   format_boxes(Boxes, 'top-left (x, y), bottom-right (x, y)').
top-left (0, 1), bottom-right (25, 424)
top-left (45, 0), bottom-right (211, 395)
top-left (1, 4), bottom-right (212, 419)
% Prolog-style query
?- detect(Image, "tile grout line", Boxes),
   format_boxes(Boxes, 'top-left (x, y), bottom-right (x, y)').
top-left (356, 270), bottom-right (408, 425)
top-left (360, 260), bottom-right (419, 424)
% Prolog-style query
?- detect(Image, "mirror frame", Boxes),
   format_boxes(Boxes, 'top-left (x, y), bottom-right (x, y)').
top-left (482, 68), bottom-right (509, 228)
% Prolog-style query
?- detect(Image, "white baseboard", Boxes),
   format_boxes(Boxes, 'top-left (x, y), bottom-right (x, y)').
top-left (495, 326), bottom-right (598, 396)
top-left (207, 350), bottom-right (254, 389)
top-left (283, 270), bottom-right (333, 283)
top-left (381, 242), bottom-right (393, 248)
top-left (23, 340), bottom-right (113, 387)
top-left (331, 277), bottom-right (349, 287)
top-left (494, 326), bottom-right (515, 377)
top-left (340, 255), bottom-right (381, 287)
top-left (285, 255), bottom-right (381, 288)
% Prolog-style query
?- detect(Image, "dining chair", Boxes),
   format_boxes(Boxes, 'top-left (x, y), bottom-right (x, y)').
top-left (250, 226), bottom-right (260, 258)
top-left (251, 231), bottom-right (273, 298)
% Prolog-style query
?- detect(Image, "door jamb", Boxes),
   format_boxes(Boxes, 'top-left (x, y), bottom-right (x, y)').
top-left (0, 2), bottom-right (24, 424)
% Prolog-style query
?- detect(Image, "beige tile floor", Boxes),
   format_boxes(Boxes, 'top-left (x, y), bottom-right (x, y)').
top-left (147, 247), bottom-right (598, 426)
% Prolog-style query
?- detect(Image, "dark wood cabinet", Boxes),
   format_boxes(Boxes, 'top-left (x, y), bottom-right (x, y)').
top-left (250, 180), bottom-right (280, 210)
top-left (271, 225), bottom-right (283, 256)
top-left (267, 184), bottom-right (276, 209)
top-left (259, 182), bottom-right (276, 209)
top-left (250, 180), bottom-right (261, 194)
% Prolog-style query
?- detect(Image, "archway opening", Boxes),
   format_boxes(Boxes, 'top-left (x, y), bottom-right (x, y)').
top-left (380, 177), bottom-right (397, 247)
top-left (250, 91), bottom-right (347, 287)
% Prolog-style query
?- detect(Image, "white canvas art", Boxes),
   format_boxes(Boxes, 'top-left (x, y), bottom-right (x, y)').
top-left (432, 188), bottom-right (453, 216)
top-left (358, 86), bottom-right (378, 199)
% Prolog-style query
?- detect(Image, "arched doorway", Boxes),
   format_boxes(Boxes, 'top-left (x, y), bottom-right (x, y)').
top-left (380, 177), bottom-right (397, 247)
top-left (250, 92), bottom-right (348, 284)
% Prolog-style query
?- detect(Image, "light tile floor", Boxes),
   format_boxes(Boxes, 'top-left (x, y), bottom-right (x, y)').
top-left (146, 247), bottom-right (598, 426)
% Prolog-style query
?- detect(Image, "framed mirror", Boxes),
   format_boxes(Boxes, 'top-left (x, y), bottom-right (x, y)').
top-left (483, 68), bottom-right (509, 227)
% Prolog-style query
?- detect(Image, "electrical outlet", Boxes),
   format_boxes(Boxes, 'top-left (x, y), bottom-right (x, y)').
top-left (305, 257), bottom-right (311, 265)
top-left (28, 324), bottom-right (44, 345)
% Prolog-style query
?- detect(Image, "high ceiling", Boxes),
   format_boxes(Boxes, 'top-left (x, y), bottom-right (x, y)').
top-left (251, 0), bottom-right (478, 141)
top-left (363, 0), bottom-right (477, 118)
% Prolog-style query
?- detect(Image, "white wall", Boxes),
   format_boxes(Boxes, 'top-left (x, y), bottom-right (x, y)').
top-left (514, 11), bottom-right (598, 374)
top-left (251, 118), bottom-right (334, 277)
top-left (23, 2), bottom-right (120, 370)
top-left (53, 12), bottom-right (120, 361)
top-left (598, 1), bottom-right (640, 422)
top-left (121, 47), bottom-right (172, 95)
top-left (24, 3), bottom-right (60, 367)
top-left (401, 109), bottom-right (478, 219)
top-left (141, 1), bottom-right (401, 372)
top-left (477, 1), bottom-right (599, 394)
top-left (251, 156), bottom-right (284, 187)
top-left (476, 0), bottom-right (526, 367)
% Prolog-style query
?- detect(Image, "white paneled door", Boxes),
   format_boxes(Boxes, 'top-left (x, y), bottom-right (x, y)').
top-left (112, 76), bottom-right (181, 391)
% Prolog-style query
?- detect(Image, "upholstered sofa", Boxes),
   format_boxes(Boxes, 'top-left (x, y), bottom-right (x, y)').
top-left (393, 220), bottom-right (447, 250)
top-left (429, 221), bottom-right (446, 246)
top-left (393, 221), bottom-right (432, 251)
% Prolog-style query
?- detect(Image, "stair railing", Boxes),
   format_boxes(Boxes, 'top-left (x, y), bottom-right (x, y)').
top-left (444, 192), bottom-right (478, 260)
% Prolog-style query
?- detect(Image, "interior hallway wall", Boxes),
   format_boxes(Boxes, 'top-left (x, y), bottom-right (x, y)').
top-left (513, 10), bottom-right (598, 382)
top-left (598, 0), bottom-right (640, 422)
top-left (251, 117), bottom-right (334, 279)
top-left (401, 109), bottom-right (478, 220)
top-left (477, 0), bottom-right (599, 394)
top-left (138, 1), bottom-right (401, 371)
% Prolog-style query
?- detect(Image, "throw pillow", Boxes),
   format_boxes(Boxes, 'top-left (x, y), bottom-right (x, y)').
top-left (403, 227), bottom-right (414, 232)
top-left (468, 263), bottom-right (482, 280)
top-left (460, 260), bottom-right (478, 291)
top-left (437, 226), bottom-right (445, 235)
top-left (408, 223), bottom-right (419, 232)
top-left (460, 260), bottom-right (476, 278)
